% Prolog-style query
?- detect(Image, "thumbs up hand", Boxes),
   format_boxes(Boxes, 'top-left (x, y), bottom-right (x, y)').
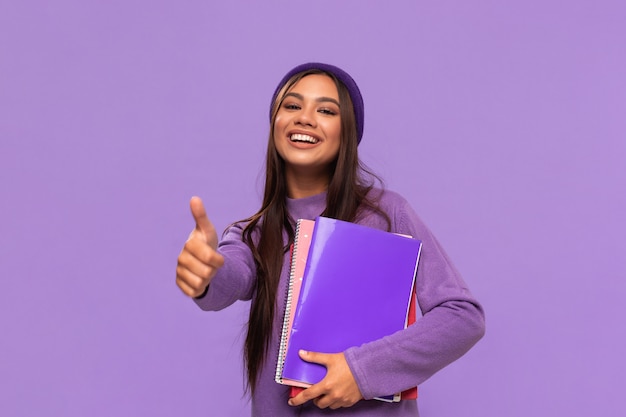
top-left (176, 196), bottom-right (225, 298)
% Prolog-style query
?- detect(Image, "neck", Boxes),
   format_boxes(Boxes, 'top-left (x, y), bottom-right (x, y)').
top-left (285, 168), bottom-right (330, 199)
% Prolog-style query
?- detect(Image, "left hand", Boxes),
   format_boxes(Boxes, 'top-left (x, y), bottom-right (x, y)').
top-left (288, 350), bottom-right (363, 409)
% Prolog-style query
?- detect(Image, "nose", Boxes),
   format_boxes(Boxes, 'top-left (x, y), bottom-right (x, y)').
top-left (294, 105), bottom-right (316, 127)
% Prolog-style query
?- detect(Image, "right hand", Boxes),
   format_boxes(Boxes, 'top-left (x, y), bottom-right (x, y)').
top-left (176, 196), bottom-right (225, 298)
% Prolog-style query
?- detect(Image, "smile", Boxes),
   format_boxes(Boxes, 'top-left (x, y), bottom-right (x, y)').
top-left (290, 133), bottom-right (319, 144)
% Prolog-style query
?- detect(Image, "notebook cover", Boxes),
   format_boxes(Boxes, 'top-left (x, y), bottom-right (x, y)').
top-left (281, 216), bottom-right (422, 387)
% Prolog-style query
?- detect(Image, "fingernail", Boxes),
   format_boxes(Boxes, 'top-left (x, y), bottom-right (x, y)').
top-left (299, 349), bottom-right (307, 356)
top-left (288, 400), bottom-right (294, 406)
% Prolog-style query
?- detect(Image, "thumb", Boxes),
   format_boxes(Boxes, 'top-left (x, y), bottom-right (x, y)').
top-left (298, 350), bottom-right (329, 366)
top-left (189, 196), bottom-right (218, 249)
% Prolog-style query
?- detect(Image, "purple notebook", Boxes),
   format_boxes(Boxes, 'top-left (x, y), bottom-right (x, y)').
top-left (281, 216), bottom-right (422, 386)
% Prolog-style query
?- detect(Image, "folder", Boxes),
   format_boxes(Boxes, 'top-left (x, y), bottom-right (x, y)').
top-left (275, 216), bottom-right (422, 401)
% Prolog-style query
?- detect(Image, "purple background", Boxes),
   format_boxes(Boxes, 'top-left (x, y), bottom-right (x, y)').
top-left (1, 1), bottom-right (624, 416)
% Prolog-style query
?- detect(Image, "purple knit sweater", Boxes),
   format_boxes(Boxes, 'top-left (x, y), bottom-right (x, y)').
top-left (194, 190), bottom-right (485, 416)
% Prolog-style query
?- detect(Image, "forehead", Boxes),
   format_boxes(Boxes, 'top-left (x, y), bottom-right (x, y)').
top-left (288, 74), bottom-right (339, 99)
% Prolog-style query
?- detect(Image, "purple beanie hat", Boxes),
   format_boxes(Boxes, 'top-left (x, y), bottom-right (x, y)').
top-left (270, 62), bottom-right (365, 145)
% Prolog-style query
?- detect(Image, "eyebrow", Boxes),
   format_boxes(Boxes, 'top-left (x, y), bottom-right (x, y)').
top-left (284, 92), bottom-right (341, 108)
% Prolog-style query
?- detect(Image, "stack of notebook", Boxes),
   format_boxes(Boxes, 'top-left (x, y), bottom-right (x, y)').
top-left (275, 216), bottom-right (422, 402)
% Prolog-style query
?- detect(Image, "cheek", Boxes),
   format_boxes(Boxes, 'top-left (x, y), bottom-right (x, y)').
top-left (328, 120), bottom-right (342, 143)
top-left (273, 114), bottom-right (285, 136)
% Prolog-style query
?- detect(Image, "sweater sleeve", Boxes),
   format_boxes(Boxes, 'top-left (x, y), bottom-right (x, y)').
top-left (344, 198), bottom-right (486, 400)
top-left (193, 222), bottom-right (257, 311)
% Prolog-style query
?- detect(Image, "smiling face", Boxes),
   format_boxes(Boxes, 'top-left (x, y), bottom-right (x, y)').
top-left (273, 74), bottom-right (342, 193)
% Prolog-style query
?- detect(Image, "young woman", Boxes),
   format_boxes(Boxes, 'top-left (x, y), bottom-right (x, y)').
top-left (175, 62), bottom-right (485, 416)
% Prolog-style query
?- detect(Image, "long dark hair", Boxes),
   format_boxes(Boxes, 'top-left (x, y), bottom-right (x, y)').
top-left (239, 69), bottom-right (390, 393)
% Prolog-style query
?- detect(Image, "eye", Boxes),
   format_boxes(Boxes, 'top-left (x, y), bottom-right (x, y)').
top-left (318, 108), bottom-right (337, 116)
top-left (283, 102), bottom-right (301, 111)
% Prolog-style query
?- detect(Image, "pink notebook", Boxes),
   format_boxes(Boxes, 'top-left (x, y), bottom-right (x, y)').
top-left (275, 219), bottom-right (316, 388)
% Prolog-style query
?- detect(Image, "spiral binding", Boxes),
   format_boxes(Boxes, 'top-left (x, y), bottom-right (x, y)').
top-left (275, 219), bottom-right (304, 384)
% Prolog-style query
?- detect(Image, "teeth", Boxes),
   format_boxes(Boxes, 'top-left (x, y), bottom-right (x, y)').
top-left (290, 133), bottom-right (318, 143)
